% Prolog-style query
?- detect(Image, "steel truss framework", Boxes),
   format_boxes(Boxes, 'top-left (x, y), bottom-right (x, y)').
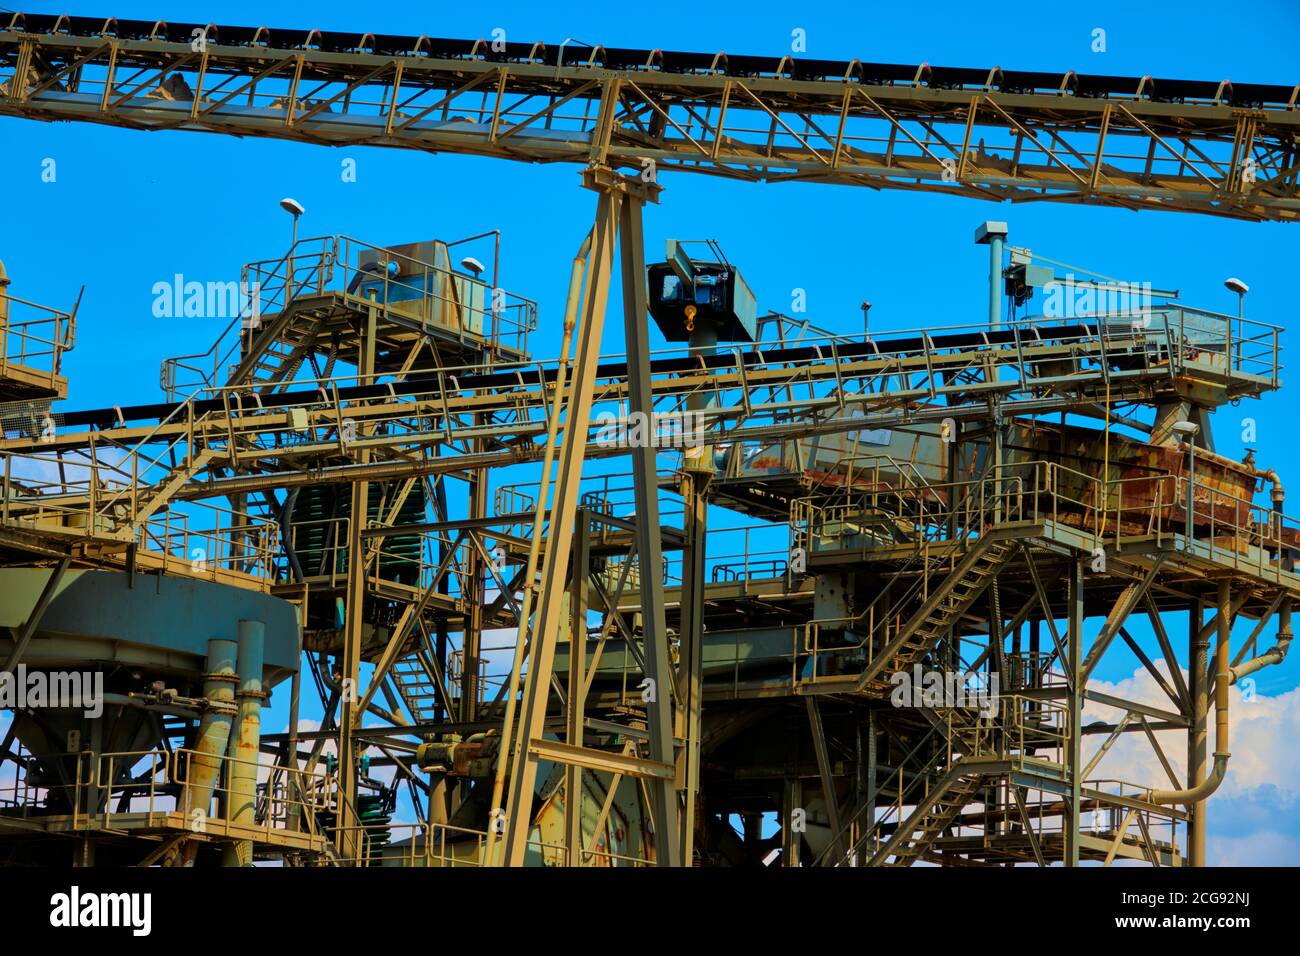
top-left (0, 11), bottom-right (1297, 869)
top-left (1, 207), bottom-right (1295, 866)
top-left (1, 13), bottom-right (1299, 220)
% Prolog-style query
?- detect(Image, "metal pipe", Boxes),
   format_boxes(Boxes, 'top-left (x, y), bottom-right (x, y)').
top-left (107, 692), bottom-right (202, 718)
top-left (318, 665), bottom-right (406, 726)
top-left (1232, 600), bottom-right (1292, 683)
top-left (180, 639), bottom-right (237, 865)
top-left (1255, 467), bottom-right (1285, 512)
top-left (1148, 585), bottom-right (1231, 807)
top-left (1073, 404), bottom-right (1152, 434)
top-left (988, 232), bottom-right (1004, 329)
top-left (223, 620), bottom-right (264, 866)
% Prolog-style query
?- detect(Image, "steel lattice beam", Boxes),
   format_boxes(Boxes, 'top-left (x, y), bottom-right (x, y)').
top-left (1, 13), bottom-right (1297, 220)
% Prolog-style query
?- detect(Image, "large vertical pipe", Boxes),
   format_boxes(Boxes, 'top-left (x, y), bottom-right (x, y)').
top-left (1064, 557), bottom-right (1084, 867)
top-left (181, 639), bottom-right (238, 863)
top-left (975, 222), bottom-right (1007, 329)
top-left (988, 233), bottom-right (1004, 328)
top-left (1149, 589), bottom-right (1232, 829)
top-left (1212, 580), bottom-right (1232, 796)
top-left (1187, 600), bottom-right (1208, 866)
top-left (224, 620), bottom-right (265, 866)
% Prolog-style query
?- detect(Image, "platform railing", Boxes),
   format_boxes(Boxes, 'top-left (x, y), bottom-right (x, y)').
top-left (791, 455), bottom-right (1300, 685)
top-left (0, 747), bottom-right (92, 820)
top-left (1011, 775), bottom-right (1181, 860)
top-left (796, 471), bottom-right (1020, 676)
top-left (329, 819), bottom-right (654, 867)
top-left (0, 447), bottom-right (281, 584)
top-left (85, 748), bottom-right (330, 841)
top-left (795, 455), bottom-right (1298, 564)
top-left (333, 820), bottom-right (489, 867)
top-left (160, 235), bottom-right (538, 399)
top-left (285, 515), bottom-right (471, 596)
top-left (0, 290), bottom-right (75, 386)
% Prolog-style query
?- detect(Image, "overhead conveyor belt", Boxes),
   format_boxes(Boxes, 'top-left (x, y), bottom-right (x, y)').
top-left (48, 320), bottom-right (1106, 430)
top-left (4, 12), bottom-right (1296, 105)
top-left (2, 12), bottom-right (1296, 220)
top-left (2, 311), bottom-right (1277, 479)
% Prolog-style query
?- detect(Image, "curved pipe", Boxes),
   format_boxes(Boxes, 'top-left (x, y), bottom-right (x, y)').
top-left (1148, 589), bottom-right (1232, 805)
top-left (1149, 754), bottom-right (1229, 805)
top-left (1256, 467), bottom-right (1285, 511)
top-left (319, 661), bottom-right (407, 726)
top-left (1231, 600), bottom-right (1292, 684)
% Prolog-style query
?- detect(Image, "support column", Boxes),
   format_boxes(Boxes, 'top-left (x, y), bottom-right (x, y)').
top-left (1064, 558), bottom-right (1084, 867)
top-left (463, 446), bottom-right (487, 718)
top-left (782, 778), bottom-right (803, 867)
top-left (1187, 599), bottom-right (1208, 866)
top-left (497, 167), bottom-right (679, 866)
top-left (498, 177), bottom-right (626, 866)
top-left (565, 510), bottom-right (591, 864)
top-left (617, 187), bottom-right (682, 866)
top-left (865, 711), bottom-right (878, 824)
top-left (677, 318), bottom-right (716, 866)
top-left (337, 301), bottom-right (377, 859)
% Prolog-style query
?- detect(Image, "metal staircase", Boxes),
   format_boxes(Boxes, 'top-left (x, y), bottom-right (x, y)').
top-left (856, 535), bottom-right (1017, 696)
top-left (870, 764), bottom-right (989, 866)
top-left (799, 524), bottom-right (1018, 698)
top-left (233, 322), bottom-right (317, 392)
top-left (389, 650), bottom-right (446, 724)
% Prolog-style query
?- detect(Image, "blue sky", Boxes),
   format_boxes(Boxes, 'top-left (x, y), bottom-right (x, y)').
top-left (2, 0), bottom-right (1298, 863)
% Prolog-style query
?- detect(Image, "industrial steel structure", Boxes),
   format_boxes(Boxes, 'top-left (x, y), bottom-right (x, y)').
top-left (0, 13), bottom-right (1295, 867)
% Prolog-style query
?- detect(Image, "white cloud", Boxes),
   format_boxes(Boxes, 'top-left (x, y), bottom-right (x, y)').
top-left (1083, 663), bottom-right (1300, 803)
top-left (1210, 829), bottom-right (1300, 866)
top-left (1079, 660), bottom-right (1300, 865)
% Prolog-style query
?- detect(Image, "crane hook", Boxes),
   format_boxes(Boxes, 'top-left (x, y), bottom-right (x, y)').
top-left (684, 304), bottom-right (696, 333)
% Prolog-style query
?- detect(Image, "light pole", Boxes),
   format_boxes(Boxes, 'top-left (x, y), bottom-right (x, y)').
top-left (461, 256), bottom-right (487, 336)
top-left (1173, 420), bottom-right (1199, 548)
top-left (1224, 277), bottom-right (1248, 370)
top-left (1224, 276), bottom-right (1248, 320)
top-left (279, 197), bottom-right (305, 297)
